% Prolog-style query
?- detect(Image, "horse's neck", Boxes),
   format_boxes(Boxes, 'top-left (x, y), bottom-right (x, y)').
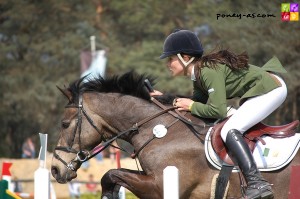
top-left (90, 93), bottom-right (158, 136)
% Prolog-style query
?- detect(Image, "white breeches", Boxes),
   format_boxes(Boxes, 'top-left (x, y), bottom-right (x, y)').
top-left (221, 74), bottom-right (287, 141)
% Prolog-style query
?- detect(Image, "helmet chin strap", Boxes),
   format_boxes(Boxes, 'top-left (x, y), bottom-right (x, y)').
top-left (177, 53), bottom-right (195, 75)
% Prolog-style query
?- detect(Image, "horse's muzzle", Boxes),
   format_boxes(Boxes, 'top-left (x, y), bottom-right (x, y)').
top-left (51, 165), bottom-right (77, 184)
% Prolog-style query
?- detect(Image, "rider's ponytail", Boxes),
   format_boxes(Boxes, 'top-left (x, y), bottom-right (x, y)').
top-left (199, 49), bottom-right (249, 70)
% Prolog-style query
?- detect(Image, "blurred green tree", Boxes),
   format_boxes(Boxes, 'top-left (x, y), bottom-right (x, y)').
top-left (0, 0), bottom-right (299, 157)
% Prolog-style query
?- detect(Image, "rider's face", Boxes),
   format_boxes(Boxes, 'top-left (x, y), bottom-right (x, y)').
top-left (166, 55), bottom-right (184, 76)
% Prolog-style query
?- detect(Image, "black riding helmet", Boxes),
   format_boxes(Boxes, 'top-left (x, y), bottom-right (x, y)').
top-left (160, 29), bottom-right (204, 59)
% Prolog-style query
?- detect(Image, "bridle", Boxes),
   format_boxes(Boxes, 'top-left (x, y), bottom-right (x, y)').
top-left (53, 93), bottom-right (184, 172)
top-left (53, 94), bottom-right (105, 171)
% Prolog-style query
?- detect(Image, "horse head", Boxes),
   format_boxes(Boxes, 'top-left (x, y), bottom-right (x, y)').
top-left (51, 72), bottom-right (155, 183)
top-left (51, 79), bottom-right (110, 183)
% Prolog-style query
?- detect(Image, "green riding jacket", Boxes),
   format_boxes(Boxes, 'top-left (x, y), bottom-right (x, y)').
top-left (190, 56), bottom-right (287, 119)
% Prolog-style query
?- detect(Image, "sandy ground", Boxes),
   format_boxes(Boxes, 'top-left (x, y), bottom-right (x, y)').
top-left (0, 153), bottom-right (140, 198)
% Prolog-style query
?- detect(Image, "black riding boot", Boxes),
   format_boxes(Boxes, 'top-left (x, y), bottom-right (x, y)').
top-left (226, 129), bottom-right (274, 199)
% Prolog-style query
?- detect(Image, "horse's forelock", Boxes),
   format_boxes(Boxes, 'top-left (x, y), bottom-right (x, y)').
top-left (67, 76), bottom-right (86, 104)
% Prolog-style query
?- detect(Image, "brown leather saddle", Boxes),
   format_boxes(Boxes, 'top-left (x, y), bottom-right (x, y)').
top-left (211, 118), bottom-right (300, 165)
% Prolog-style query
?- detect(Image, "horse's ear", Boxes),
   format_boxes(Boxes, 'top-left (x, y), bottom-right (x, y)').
top-left (56, 85), bottom-right (72, 102)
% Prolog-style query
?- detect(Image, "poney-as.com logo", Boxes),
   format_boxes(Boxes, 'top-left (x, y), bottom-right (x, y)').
top-left (281, 3), bottom-right (299, 21)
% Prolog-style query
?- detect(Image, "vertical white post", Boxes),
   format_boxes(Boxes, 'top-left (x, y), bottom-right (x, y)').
top-left (118, 186), bottom-right (126, 199)
top-left (90, 35), bottom-right (96, 60)
top-left (34, 168), bottom-right (50, 199)
top-left (116, 150), bottom-right (126, 199)
top-left (163, 166), bottom-right (179, 199)
top-left (34, 133), bottom-right (51, 199)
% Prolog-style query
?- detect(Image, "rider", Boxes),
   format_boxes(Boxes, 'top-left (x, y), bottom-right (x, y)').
top-left (152, 29), bottom-right (288, 199)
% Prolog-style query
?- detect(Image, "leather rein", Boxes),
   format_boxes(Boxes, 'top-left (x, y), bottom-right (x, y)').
top-left (53, 94), bottom-right (209, 172)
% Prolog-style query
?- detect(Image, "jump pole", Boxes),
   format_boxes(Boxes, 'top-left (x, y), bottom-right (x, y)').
top-left (163, 166), bottom-right (179, 199)
top-left (34, 133), bottom-right (50, 199)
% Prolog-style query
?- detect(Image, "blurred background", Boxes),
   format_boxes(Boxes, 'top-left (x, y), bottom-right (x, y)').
top-left (0, 0), bottom-right (299, 197)
top-left (1, 0), bottom-right (299, 158)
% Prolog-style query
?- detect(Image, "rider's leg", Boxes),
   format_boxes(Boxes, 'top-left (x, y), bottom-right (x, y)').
top-left (221, 74), bottom-right (287, 141)
top-left (220, 75), bottom-right (287, 199)
top-left (226, 129), bottom-right (273, 198)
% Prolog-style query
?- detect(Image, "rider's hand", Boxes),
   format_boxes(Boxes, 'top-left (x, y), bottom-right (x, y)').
top-left (174, 98), bottom-right (194, 111)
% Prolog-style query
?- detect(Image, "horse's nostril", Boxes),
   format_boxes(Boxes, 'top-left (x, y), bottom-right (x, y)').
top-left (51, 166), bottom-right (59, 178)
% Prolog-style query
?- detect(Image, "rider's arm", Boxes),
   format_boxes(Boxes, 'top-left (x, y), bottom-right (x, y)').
top-left (192, 82), bottom-right (208, 104)
top-left (190, 67), bottom-right (227, 119)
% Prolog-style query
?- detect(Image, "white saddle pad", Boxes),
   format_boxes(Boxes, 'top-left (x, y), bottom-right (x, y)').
top-left (205, 127), bottom-right (300, 172)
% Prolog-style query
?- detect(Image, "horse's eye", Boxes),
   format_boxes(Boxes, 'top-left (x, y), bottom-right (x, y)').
top-left (62, 121), bottom-right (70, 129)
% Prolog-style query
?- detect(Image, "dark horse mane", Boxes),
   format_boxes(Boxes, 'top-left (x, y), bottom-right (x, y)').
top-left (67, 71), bottom-right (155, 104)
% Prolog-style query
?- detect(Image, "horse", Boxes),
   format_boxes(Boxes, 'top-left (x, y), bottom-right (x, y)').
top-left (51, 71), bottom-right (300, 199)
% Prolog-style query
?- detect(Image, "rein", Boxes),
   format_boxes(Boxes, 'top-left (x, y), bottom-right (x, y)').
top-left (129, 98), bottom-right (211, 158)
top-left (54, 92), bottom-right (211, 172)
top-left (53, 93), bottom-right (177, 171)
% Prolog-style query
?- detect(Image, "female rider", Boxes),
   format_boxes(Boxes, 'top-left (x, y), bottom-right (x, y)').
top-left (152, 29), bottom-right (287, 199)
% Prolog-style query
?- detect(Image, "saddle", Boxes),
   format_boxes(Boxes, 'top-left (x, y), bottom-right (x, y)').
top-left (211, 118), bottom-right (300, 165)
